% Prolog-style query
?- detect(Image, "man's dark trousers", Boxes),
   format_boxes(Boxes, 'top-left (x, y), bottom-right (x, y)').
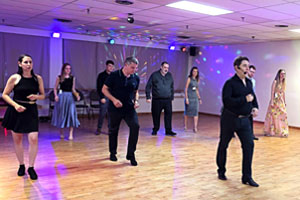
top-left (151, 99), bottom-right (172, 133)
top-left (216, 110), bottom-right (254, 180)
top-left (108, 110), bottom-right (139, 157)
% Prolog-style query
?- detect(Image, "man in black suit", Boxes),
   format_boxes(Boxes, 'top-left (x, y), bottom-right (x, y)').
top-left (216, 56), bottom-right (259, 187)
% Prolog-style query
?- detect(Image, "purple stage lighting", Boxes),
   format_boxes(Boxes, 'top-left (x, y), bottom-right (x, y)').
top-left (52, 32), bottom-right (61, 38)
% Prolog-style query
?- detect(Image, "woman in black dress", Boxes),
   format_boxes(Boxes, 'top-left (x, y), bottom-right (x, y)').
top-left (2, 54), bottom-right (45, 180)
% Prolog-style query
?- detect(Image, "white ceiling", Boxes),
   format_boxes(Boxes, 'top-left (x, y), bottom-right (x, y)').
top-left (1, 0), bottom-right (300, 46)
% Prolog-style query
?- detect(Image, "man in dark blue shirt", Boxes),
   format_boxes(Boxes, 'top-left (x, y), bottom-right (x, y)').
top-left (145, 61), bottom-right (176, 136)
top-left (216, 56), bottom-right (259, 187)
top-left (102, 57), bottom-right (140, 166)
top-left (95, 60), bottom-right (115, 135)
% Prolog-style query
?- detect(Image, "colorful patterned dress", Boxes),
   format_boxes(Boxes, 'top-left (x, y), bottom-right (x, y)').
top-left (264, 84), bottom-right (288, 136)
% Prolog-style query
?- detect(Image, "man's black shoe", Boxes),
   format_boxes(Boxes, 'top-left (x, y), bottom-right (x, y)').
top-left (218, 173), bottom-right (227, 181)
top-left (126, 155), bottom-right (138, 166)
top-left (152, 131), bottom-right (157, 135)
top-left (253, 137), bottom-right (259, 140)
top-left (242, 178), bottom-right (259, 187)
top-left (109, 154), bottom-right (118, 162)
top-left (166, 131), bottom-right (176, 136)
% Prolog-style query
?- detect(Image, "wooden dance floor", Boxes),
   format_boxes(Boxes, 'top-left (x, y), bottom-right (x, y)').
top-left (1, 113), bottom-right (300, 200)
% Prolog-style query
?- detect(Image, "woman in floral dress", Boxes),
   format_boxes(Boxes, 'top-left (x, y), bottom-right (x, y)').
top-left (264, 69), bottom-right (288, 137)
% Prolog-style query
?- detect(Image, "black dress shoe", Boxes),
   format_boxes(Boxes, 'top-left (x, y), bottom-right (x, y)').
top-left (253, 137), bottom-right (259, 140)
top-left (126, 155), bottom-right (138, 166)
top-left (166, 131), bottom-right (176, 136)
top-left (28, 167), bottom-right (38, 180)
top-left (152, 131), bottom-right (157, 135)
top-left (95, 128), bottom-right (101, 135)
top-left (218, 173), bottom-right (227, 180)
top-left (109, 154), bottom-right (118, 162)
top-left (17, 164), bottom-right (25, 176)
top-left (242, 178), bottom-right (259, 187)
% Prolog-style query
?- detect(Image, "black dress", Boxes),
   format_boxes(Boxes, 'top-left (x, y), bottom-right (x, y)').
top-left (2, 75), bottom-right (39, 133)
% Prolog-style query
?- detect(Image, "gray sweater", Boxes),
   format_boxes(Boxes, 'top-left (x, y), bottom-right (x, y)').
top-left (145, 70), bottom-right (174, 100)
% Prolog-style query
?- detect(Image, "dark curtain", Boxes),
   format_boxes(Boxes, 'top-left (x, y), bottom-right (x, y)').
top-left (0, 32), bottom-right (50, 89)
top-left (64, 39), bottom-right (188, 91)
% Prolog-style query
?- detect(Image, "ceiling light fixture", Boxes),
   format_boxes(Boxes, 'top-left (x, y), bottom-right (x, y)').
top-left (166, 1), bottom-right (233, 16)
top-left (169, 45), bottom-right (176, 50)
top-left (51, 32), bottom-right (61, 38)
top-left (108, 38), bottom-right (115, 44)
top-left (127, 13), bottom-right (134, 23)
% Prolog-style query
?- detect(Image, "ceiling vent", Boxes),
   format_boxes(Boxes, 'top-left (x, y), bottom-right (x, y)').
top-left (115, 0), bottom-right (134, 5)
top-left (54, 18), bottom-right (72, 23)
top-left (177, 35), bottom-right (190, 39)
top-left (275, 25), bottom-right (288, 28)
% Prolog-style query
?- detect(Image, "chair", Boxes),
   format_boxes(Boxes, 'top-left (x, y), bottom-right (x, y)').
top-left (48, 90), bottom-right (55, 120)
top-left (75, 89), bottom-right (90, 119)
top-left (89, 89), bottom-right (100, 118)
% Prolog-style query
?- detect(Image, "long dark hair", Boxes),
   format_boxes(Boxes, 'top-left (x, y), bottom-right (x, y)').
top-left (188, 66), bottom-right (199, 81)
top-left (59, 63), bottom-right (72, 82)
top-left (17, 54), bottom-right (38, 82)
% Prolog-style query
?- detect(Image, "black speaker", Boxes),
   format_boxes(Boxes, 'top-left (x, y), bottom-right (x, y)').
top-left (189, 46), bottom-right (198, 56)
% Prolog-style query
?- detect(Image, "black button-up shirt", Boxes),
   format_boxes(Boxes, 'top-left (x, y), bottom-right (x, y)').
top-left (222, 74), bottom-right (258, 116)
top-left (104, 69), bottom-right (140, 113)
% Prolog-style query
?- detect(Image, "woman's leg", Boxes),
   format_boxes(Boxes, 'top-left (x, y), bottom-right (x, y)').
top-left (12, 131), bottom-right (24, 164)
top-left (28, 132), bottom-right (38, 167)
top-left (69, 127), bottom-right (73, 140)
top-left (184, 115), bottom-right (188, 130)
top-left (193, 116), bottom-right (198, 132)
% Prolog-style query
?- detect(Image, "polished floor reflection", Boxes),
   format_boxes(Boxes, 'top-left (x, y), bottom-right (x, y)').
top-left (0, 113), bottom-right (300, 200)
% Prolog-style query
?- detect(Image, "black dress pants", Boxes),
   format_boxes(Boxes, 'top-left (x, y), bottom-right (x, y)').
top-left (216, 110), bottom-right (254, 179)
top-left (108, 110), bottom-right (139, 157)
top-left (151, 99), bottom-right (172, 133)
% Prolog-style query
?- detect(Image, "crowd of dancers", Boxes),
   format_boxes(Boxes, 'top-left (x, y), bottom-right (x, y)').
top-left (1, 54), bottom-right (288, 187)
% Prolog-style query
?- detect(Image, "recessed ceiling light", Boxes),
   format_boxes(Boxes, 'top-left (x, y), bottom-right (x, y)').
top-left (289, 29), bottom-right (300, 33)
top-left (166, 1), bottom-right (233, 16)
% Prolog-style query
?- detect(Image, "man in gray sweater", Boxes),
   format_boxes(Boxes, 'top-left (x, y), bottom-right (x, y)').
top-left (146, 61), bottom-right (176, 136)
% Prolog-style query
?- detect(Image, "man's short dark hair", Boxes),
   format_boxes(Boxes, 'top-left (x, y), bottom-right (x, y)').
top-left (106, 60), bottom-right (114, 66)
top-left (161, 61), bottom-right (169, 66)
top-left (233, 56), bottom-right (249, 67)
top-left (249, 65), bottom-right (256, 70)
top-left (124, 57), bottom-right (139, 65)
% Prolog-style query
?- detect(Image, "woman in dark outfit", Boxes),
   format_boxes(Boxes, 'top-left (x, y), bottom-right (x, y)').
top-left (2, 54), bottom-right (45, 180)
top-left (51, 63), bottom-right (80, 140)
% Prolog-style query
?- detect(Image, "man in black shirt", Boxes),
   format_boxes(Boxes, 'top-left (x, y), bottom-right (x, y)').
top-left (145, 61), bottom-right (176, 136)
top-left (96, 60), bottom-right (115, 135)
top-left (102, 57), bottom-right (140, 166)
top-left (216, 56), bottom-right (259, 187)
